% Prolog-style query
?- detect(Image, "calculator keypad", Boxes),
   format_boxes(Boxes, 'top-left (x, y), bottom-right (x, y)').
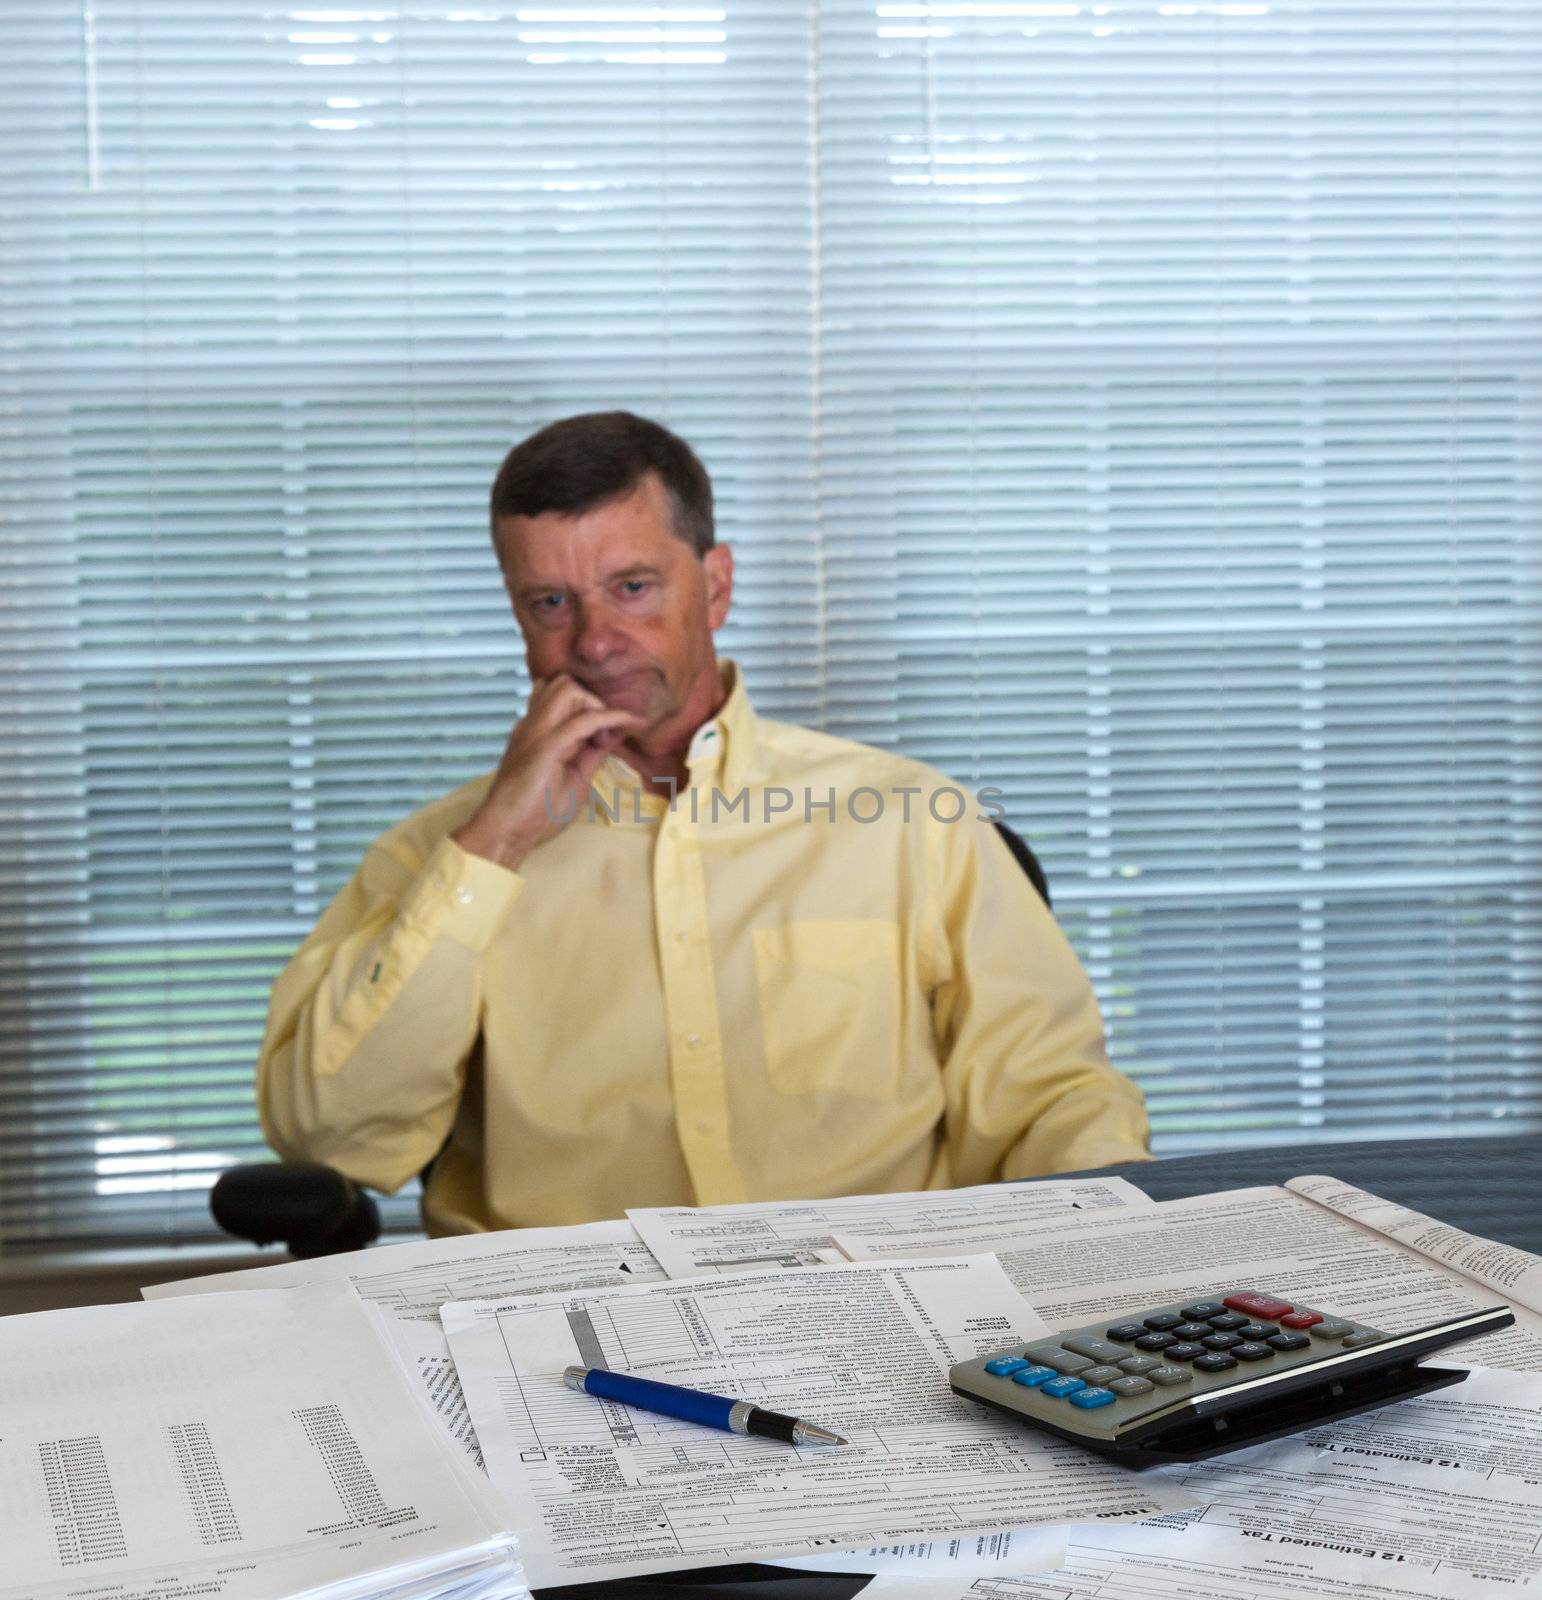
top-left (965, 1290), bottom-right (1386, 1433)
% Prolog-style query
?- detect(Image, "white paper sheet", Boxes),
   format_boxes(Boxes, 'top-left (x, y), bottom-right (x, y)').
top-left (833, 1182), bottom-right (1542, 1371)
top-left (856, 1367), bottom-right (1542, 1599)
top-left (1287, 1174), bottom-right (1542, 1317)
top-left (773, 1524), bottom-right (1067, 1578)
top-left (144, 1218), bottom-right (666, 1471)
top-left (0, 1282), bottom-right (522, 1600)
top-left (627, 1176), bottom-right (1153, 1279)
top-left (440, 1257), bottom-right (1196, 1587)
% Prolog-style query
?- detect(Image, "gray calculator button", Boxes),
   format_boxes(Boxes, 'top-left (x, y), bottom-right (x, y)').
top-left (1107, 1376), bottom-right (1155, 1396)
top-left (1312, 1319), bottom-right (1353, 1338)
top-left (1079, 1365), bottom-right (1124, 1385)
top-left (1026, 1346), bottom-right (1094, 1375)
top-left (1061, 1336), bottom-right (1124, 1361)
top-left (1117, 1355), bottom-right (1162, 1375)
top-left (1341, 1330), bottom-right (1384, 1348)
top-left (1146, 1364), bottom-right (1192, 1386)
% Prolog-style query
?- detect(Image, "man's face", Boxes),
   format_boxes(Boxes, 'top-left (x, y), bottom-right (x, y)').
top-left (497, 472), bottom-right (733, 742)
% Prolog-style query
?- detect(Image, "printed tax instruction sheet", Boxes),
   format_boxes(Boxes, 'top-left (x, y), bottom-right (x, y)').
top-left (627, 1175), bottom-right (1152, 1278)
top-left (144, 1217), bottom-right (666, 1471)
top-left (1286, 1174), bottom-right (1542, 1317)
top-left (772, 1523), bottom-right (1068, 1580)
top-left (855, 1366), bottom-right (1542, 1600)
top-left (440, 1257), bottom-right (1196, 1587)
top-left (833, 1180), bottom-right (1542, 1371)
top-left (0, 1282), bottom-right (519, 1600)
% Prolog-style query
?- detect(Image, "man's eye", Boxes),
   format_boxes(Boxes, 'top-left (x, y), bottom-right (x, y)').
top-left (534, 594), bottom-right (566, 611)
top-left (618, 579), bottom-right (652, 597)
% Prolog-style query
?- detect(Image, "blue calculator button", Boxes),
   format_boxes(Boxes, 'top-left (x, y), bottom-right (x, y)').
top-left (1040, 1376), bottom-right (1087, 1398)
top-left (1009, 1365), bottom-right (1058, 1388)
top-left (1068, 1387), bottom-right (1117, 1409)
top-left (984, 1357), bottom-right (1031, 1376)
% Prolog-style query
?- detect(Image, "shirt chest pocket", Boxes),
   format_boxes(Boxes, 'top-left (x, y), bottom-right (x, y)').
top-left (752, 919), bottom-right (903, 1100)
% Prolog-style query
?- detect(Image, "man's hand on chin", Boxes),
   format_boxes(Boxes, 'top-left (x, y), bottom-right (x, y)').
top-left (451, 674), bottom-right (643, 871)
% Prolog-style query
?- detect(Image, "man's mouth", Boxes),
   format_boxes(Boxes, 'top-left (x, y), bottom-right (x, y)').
top-left (581, 668), bottom-right (655, 704)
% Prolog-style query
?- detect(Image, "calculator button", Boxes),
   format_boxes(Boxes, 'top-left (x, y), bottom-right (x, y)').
top-left (1133, 1332), bottom-right (1177, 1351)
top-left (984, 1357), bottom-right (1031, 1376)
top-left (1146, 1364), bottom-right (1193, 1385)
top-left (1311, 1319), bottom-right (1353, 1339)
top-left (1079, 1365), bottom-right (1124, 1385)
top-left (1231, 1341), bottom-right (1273, 1361)
top-left (1163, 1343), bottom-right (1205, 1362)
top-left (1061, 1336), bottom-right (1125, 1361)
top-left (1179, 1302), bottom-right (1226, 1320)
top-left (1025, 1347), bottom-right (1094, 1374)
top-left (1107, 1376), bottom-right (1155, 1397)
top-left (1170, 1322), bottom-right (1213, 1341)
top-left (1117, 1355), bottom-right (1162, 1375)
top-left (1068, 1387), bottom-right (1117, 1409)
top-left (1105, 1323), bottom-right (1148, 1343)
top-left (1268, 1332), bottom-right (1312, 1352)
top-left (1201, 1332), bottom-right (1242, 1351)
top-left (1234, 1322), bottom-right (1277, 1341)
top-left (1193, 1352), bottom-right (1239, 1372)
top-left (1279, 1310), bottom-right (1323, 1329)
top-left (1040, 1375), bottom-right (1087, 1398)
top-left (1205, 1313), bottom-right (1250, 1332)
top-left (1224, 1293), bottom-right (1294, 1319)
top-left (1143, 1313), bottom-right (1184, 1331)
top-left (1010, 1365), bottom-right (1059, 1388)
top-left (1342, 1330), bottom-right (1384, 1349)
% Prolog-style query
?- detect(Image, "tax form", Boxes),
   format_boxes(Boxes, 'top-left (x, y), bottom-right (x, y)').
top-left (144, 1218), bottom-right (665, 1469)
top-left (856, 1366), bottom-right (1542, 1599)
top-left (1287, 1174), bottom-right (1542, 1316)
top-left (0, 1282), bottom-right (520, 1600)
top-left (627, 1175), bottom-right (1153, 1278)
top-left (440, 1256), bottom-right (1197, 1587)
top-left (832, 1182), bottom-right (1542, 1371)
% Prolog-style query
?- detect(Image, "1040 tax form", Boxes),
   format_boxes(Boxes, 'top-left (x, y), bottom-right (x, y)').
top-left (439, 1256), bottom-right (1197, 1588)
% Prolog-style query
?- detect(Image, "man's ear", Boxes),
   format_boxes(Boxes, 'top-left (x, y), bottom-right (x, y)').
top-left (703, 543), bottom-right (733, 631)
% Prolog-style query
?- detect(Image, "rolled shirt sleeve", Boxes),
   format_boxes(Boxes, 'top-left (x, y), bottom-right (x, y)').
top-left (257, 834), bottom-right (522, 1193)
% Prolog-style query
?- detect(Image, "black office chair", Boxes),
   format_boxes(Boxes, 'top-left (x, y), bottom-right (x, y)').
top-left (210, 819), bottom-right (1051, 1258)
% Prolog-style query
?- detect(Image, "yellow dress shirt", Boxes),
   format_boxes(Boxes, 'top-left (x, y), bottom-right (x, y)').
top-left (258, 663), bottom-right (1149, 1233)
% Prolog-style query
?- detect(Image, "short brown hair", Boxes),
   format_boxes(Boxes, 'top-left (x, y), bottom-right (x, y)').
top-left (489, 411), bottom-right (714, 558)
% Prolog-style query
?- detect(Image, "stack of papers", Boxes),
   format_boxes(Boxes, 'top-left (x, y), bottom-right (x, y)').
top-left (0, 1282), bottom-right (525, 1600)
top-left (27, 1167), bottom-right (1538, 1597)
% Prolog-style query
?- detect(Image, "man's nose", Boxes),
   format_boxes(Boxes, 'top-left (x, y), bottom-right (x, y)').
top-left (573, 599), bottom-right (624, 663)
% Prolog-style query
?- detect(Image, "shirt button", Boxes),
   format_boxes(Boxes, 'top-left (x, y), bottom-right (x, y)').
top-left (686, 1033), bottom-right (702, 1047)
top-left (455, 887), bottom-right (474, 905)
top-left (675, 930), bottom-right (689, 943)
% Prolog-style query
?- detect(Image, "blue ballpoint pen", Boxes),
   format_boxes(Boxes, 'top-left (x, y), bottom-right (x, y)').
top-left (563, 1366), bottom-right (847, 1446)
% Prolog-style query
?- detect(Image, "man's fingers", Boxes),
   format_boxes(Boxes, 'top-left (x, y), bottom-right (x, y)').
top-left (544, 705), bottom-right (642, 761)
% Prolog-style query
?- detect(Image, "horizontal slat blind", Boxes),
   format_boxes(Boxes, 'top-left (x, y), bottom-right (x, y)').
top-left (815, 0), bottom-right (1542, 1151)
top-left (2, 1), bottom-right (1538, 1247)
top-left (2, 0), bottom-right (819, 1246)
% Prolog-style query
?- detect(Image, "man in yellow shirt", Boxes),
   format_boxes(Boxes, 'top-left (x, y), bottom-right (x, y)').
top-left (258, 412), bottom-right (1150, 1234)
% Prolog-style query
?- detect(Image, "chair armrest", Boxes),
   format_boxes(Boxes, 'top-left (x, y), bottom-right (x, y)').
top-left (210, 1162), bottom-right (382, 1258)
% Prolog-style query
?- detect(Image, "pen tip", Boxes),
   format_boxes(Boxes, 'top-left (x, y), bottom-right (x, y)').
top-left (792, 1423), bottom-right (847, 1446)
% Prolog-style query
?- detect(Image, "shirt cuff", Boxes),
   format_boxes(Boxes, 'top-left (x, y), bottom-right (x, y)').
top-left (399, 835), bottom-right (524, 953)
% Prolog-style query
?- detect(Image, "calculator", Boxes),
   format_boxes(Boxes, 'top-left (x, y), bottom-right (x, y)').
top-left (949, 1291), bottom-right (1514, 1466)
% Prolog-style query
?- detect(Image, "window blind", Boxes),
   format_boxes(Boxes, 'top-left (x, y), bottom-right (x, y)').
top-left (2, 0), bottom-right (1537, 1249)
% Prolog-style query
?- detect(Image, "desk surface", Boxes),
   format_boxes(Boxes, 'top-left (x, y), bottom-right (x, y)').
top-left (552, 1132), bottom-right (1542, 1600)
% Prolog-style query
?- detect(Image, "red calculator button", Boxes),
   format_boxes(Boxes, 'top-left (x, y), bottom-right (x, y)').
top-left (1223, 1292), bottom-right (1295, 1319)
top-left (1278, 1310), bottom-right (1323, 1329)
